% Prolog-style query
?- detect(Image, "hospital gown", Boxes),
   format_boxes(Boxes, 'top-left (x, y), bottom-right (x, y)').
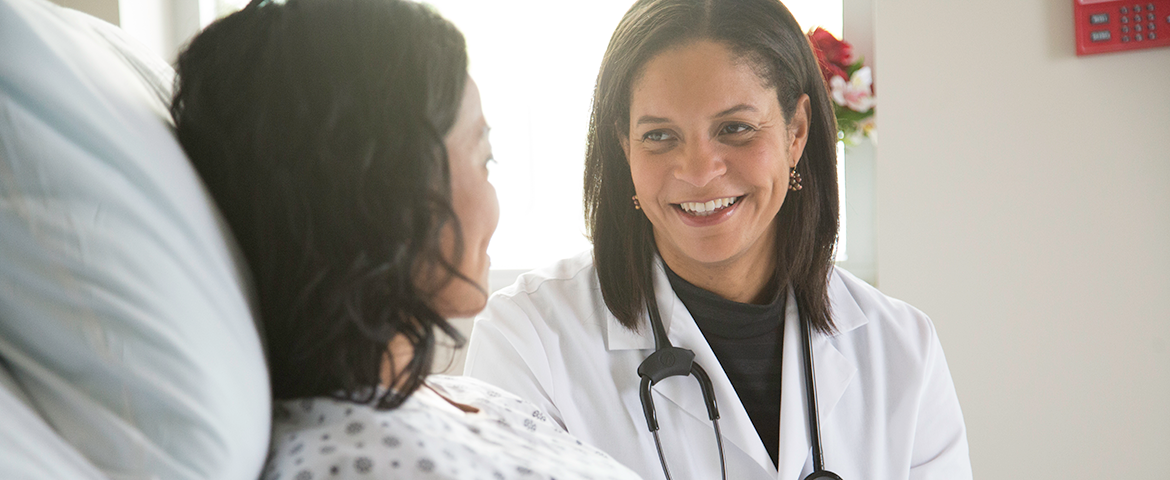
top-left (264, 375), bottom-right (642, 480)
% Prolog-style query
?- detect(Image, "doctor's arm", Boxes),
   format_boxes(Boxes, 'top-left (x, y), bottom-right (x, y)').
top-left (908, 328), bottom-right (974, 480)
top-left (462, 294), bottom-right (566, 429)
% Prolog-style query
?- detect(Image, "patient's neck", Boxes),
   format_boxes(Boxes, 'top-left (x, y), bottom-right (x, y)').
top-left (379, 334), bottom-right (479, 414)
top-left (379, 335), bottom-right (415, 390)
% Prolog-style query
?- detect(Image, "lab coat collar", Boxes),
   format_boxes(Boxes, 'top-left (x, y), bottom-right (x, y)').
top-left (604, 263), bottom-right (868, 478)
top-left (776, 271), bottom-right (861, 479)
top-left (604, 263), bottom-right (868, 348)
top-left (825, 268), bottom-right (868, 335)
top-left (604, 258), bottom-right (674, 351)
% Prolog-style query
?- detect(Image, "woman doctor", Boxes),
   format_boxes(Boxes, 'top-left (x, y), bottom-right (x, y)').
top-left (464, 0), bottom-right (972, 479)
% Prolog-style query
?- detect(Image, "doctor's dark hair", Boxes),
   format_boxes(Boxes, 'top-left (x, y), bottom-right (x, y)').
top-left (584, 0), bottom-right (840, 333)
top-left (171, 0), bottom-right (468, 409)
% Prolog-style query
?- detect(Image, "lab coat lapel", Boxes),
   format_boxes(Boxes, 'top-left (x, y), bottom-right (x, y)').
top-left (777, 272), bottom-right (865, 479)
top-left (607, 260), bottom-right (777, 476)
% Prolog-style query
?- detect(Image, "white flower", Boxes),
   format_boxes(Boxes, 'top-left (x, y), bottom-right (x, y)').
top-left (859, 116), bottom-right (877, 145)
top-left (829, 66), bottom-right (875, 112)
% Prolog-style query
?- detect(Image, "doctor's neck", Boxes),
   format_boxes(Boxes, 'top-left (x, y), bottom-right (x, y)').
top-left (658, 246), bottom-right (782, 306)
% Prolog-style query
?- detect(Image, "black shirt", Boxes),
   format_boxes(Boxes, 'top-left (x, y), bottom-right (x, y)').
top-left (664, 266), bottom-right (785, 468)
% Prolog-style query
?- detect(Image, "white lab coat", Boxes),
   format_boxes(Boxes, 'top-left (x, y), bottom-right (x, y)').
top-left (464, 251), bottom-right (972, 480)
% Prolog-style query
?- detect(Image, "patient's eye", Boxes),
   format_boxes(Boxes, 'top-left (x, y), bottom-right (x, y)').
top-left (484, 155), bottom-right (496, 176)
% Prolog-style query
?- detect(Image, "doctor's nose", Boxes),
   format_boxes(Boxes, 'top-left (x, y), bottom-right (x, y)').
top-left (674, 140), bottom-right (726, 187)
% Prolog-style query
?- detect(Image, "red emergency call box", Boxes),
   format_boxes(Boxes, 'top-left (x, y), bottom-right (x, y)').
top-left (1075, 0), bottom-right (1170, 55)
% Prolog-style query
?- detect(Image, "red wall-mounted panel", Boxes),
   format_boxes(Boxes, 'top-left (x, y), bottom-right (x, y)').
top-left (1075, 0), bottom-right (1170, 55)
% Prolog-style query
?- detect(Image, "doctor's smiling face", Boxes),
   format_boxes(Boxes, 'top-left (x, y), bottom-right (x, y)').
top-left (623, 40), bottom-right (810, 301)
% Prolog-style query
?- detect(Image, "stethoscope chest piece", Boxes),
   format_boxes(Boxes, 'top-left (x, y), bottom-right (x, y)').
top-left (803, 470), bottom-right (844, 480)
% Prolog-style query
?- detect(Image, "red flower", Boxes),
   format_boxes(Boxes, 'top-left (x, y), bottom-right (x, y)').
top-left (809, 27), bottom-right (853, 67)
top-left (815, 55), bottom-right (848, 83)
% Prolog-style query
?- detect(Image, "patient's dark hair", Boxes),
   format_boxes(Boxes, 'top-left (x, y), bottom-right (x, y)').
top-left (171, 0), bottom-right (468, 409)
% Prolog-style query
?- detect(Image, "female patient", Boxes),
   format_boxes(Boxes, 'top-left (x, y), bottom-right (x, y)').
top-left (170, 0), bottom-right (640, 478)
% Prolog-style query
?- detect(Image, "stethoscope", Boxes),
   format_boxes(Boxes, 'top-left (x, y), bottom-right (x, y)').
top-left (637, 289), bottom-right (843, 480)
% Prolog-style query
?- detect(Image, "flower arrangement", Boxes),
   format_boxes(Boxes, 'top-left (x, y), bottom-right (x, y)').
top-left (808, 27), bottom-right (875, 146)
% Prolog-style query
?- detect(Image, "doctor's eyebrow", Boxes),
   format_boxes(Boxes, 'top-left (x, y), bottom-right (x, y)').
top-left (634, 104), bottom-right (760, 126)
top-left (711, 104), bottom-right (758, 118)
top-left (635, 115), bottom-right (670, 126)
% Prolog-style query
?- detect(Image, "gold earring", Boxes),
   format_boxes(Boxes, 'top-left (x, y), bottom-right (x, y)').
top-left (788, 167), bottom-right (802, 191)
top-left (632, 195), bottom-right (641, 210)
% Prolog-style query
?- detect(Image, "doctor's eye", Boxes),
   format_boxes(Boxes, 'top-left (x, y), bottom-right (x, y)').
top-left (641, 130), bottom-right (675, 143)
top-left (719, 122), bottom-right (755, 135)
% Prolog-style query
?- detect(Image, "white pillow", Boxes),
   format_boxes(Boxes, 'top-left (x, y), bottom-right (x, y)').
top-left (0, 0), bottom-right (270, 479)
top-left (0, 360), bottom-right (108, 479)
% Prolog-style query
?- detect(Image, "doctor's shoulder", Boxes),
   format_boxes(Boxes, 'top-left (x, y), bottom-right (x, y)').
top-left (463, 252), bottom-right (609, 410)
top-left (829, 268), bottom-right (974, 477)
top-left (829, 266), bottom-right (947, 366)
top-left (480, 251), bottom-right (610, 331)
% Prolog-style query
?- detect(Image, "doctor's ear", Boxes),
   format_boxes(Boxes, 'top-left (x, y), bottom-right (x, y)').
top-left (619, 134), bottom-right (631, 162)
top-left (787, 94), bottom-right (811, 169)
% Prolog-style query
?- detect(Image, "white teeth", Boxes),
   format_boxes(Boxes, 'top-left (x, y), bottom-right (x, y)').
top-left (679, 196), bottom-right (739, 216)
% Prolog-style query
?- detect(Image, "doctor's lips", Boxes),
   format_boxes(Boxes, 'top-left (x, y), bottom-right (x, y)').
top-left (674, 195), bottom-right (743, 217)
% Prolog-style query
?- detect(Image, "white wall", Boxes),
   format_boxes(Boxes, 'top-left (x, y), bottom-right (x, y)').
top-left (874, 0), bottom-right (1170, 478)
top-left (118, 0), bottom-right (203, 63)
top-left (49, 0), bottom-right (205, 63)
top-left (50, 0), bottom-right (118, 24)
top-left (837, 0), bottom-right (879, 283)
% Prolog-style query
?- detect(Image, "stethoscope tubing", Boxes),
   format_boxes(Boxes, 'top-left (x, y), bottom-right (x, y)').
top-left (800, 303), bottom-right (842, 480)
top-left (639, 289), bottom-right (843, 480)
top-left (801, 304), bottom-right (826, 472)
